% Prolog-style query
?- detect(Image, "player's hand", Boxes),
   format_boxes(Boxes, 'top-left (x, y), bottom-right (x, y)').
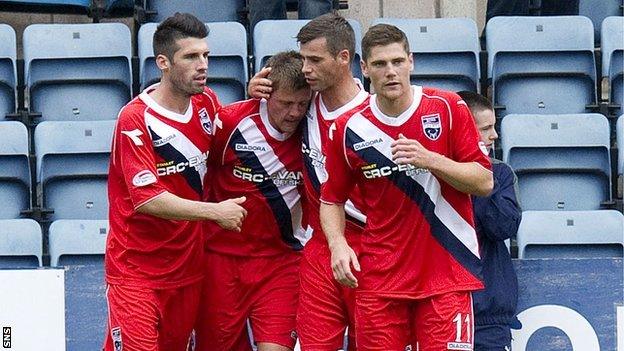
top-left (248, 67), bottom-right (273, 99)
top-left (215, 196), bottom-right (247, 232)
top-left (391, 133), bottom-right (439, 169)
top-left (328, 237), bottom-right (360, 288)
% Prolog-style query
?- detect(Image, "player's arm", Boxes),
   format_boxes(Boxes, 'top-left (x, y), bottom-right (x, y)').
top-left (137, 192), bottom-right (247, 232)
top-left (473, 163), bottom-right (521, 241)
top-left (320, 202), bottom-right (360, 288)
top-left (247, 66), bottom-right (272, 99)
top-left (391, 133), bottom-right (493, 196)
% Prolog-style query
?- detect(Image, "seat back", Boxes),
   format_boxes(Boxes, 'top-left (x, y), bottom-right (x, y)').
top-left (35, 120), bottom-right (115, 220)
top-left (23, 23), bottom-right (132, 121)
top-left (0, 219), bottom-right (42, 267)
top-left (486, 16), bottom-right (597, 116)
top-left (139, 21), bottom-right (248, 104)
top-left (0, 121), bottom-right (31, 219)
top-left (49, 219), bottom-right (108, 351)
top-left (253, 19), bottom-right (363, 79)
top-left (518, 210), bottom-right (624, 258)
top-left (579, 0), bottom-right (623, 44)
top-left (601, 16), bottom-right (624, 111)
top-left (0, 24), bottom-right (17, 119)
top-left (618, 115), bottom-right (624, 177)
top-left (371, 17), bottom-right (481, 92)
top-left (501, 114), bottom-right (611, 210)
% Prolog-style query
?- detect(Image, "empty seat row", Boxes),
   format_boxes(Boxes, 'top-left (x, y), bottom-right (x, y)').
top-left (0, 120), bottom-right (113, 221)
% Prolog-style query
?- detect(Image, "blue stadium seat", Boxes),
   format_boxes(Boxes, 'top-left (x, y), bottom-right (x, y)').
top-left (579, 0), bottom-right (623, 44)
top-left (23, 23), bottom-right (132, 122)
top-left (0, 0), bottom-right (91, 9)
top-left (0, 121), bottom-right (31, 219)
top-left (35, 120), bottom-right (114, 221)
top-left (253, 19), bottom-right (363, 80)
top-left (371, 17), bottom-right (481, 93)
top-left (139, 21), bottom-right (248, 104)
top-left (486, 16), bottom-right (597, 117)
top-left (0, 24), bottom-right (17, 119)
top-left (602, 16), bottom-right (624, 114)
top-left (501, 113), bottom-right (611, 211)
top-left (143, 0), bottom-right (245, 23)
top-left (0, 219), bottom-right (42, 267)
top-left (618, 115), bottom-right (623, 195)
top-left (518, 210), bottom-right (624, 258)
top-left (49, 219), bottom-right (107, 351)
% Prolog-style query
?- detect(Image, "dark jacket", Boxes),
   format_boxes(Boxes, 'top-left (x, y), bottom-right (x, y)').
top-left (472, 158), bottom-right (522, 326)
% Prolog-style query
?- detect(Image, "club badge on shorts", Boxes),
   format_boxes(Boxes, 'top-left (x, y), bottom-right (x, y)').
top-left (111, 327), bottom-right (123, 351)
top-left (199, 108), bottom-right (212, 134)
top-left (422, 113), bottom-right (442, 141)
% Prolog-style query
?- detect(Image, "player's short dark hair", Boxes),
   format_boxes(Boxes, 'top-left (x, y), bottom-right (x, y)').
top-left (153, 12), bottom-right (208, 62)
top-left (457, 91), bottom-right (494, 114)
top-left (362, 24), bottom-right (410, 62)
top-left (296, 11), bottom-right (355, 63)
top-left (265, 51), bottom-right (308, 92)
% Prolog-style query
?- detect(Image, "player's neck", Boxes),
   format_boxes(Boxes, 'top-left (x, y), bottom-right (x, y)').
top-left (149, 80), bottom-right (192, 114)
top-left (319, 74), bottom-right (360, 112)
top-left (376, 86), bottom-right (414, 118)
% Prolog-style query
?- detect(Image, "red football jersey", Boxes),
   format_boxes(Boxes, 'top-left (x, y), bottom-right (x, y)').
top-left (204, 98), bottom-right (307, 256)
top-left (106, 85), bottom-right (220, 289)
top-left (301, 83), bottom-right (369, 248)
top-left (321, 86), bottom-right (491, 298)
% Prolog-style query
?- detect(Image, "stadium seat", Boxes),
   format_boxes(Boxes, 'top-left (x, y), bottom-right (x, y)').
top-left (0, 0), bottom-right (91, 10)
top-left (0, 121), bottom-right (31, 219)
top-left (486, 16), bottom-right (597, 117)
top-left (142, 0), bottom-right (245, 23)
top-left (517, 210), bottom-right (624, 258)
top-left (0, 219), bottom-right (42, 267)
top-left (49, 219), bottom-right (108, 351)
top-left (602, 16), bottom-right (624, 114)
top-left (35, 120), bottom-right (114, 221)
top-left (139, 21), bottom-right (248, 104)
top-left (23, 23), bottom-right (132, 122)
top-left (618, 115), bottom-right (623, 196)
top-left (579, 0), bottom-right (623, 44)
top-left (371, 17), bottom-right (481, 93)
top-left (501, 113), bottom-right (611, 211)
top-left (253, 19), bottom-right (363, 80)
top-left (0, 24), bottom-right (17, 120)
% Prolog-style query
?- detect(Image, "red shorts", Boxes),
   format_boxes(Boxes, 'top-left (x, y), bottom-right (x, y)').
top-left (355, 291), bottom-right (474, 351)
top-left (195, 251), bottom-right (300, 351)
top-left (296, 237), bottom-right (357, 351)
top-left (103, 281), bottom-right (201, 351)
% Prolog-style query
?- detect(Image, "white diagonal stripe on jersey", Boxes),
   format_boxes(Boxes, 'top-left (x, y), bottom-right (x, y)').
top-left (348, 113), bottom-right (480, 258)
top-left (144, 112), bottom-right (208, 185)
top-left (236, 117), bottom-right (307, 243)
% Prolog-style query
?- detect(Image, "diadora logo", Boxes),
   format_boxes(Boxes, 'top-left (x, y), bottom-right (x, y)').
top-left (153, 133), bottom-right (177, 147)
top-left (198, 107), bottom-right (212, 134)
top-left (235, 143), bottom-right (267, 152)
top-left (447, 342), bottom-right (472, 350)
top-left (233, 165), bottom-right (303, 186)
top-left (301, 143), bottom-right (325, 168)
top-left (132, 170), bottom-right (157, 187)
top-left (156, 151), bottom-right (209, 176)
top-left (422, 113), bottom-right (442, 141)
top-left (361, 163), bottom-right (429, 179)
top-left (121, 129), bottom-right (144, 146)
top-left (353, 137), bottom-right (383, 151)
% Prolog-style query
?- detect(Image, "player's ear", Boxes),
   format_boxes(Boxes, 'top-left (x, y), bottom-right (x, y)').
top-left (156, 54), bottom-right (171, 72)
top-left (361, 59), bottom-right (369, 78)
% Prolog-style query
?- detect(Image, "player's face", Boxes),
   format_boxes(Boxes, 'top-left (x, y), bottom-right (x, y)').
top-left (474, 108), bottom-right (498, 153)
top-left (267, 86), bottom-right (312, 134)
top-left (300, 37), bottom-right (342, 92)
top-left (168, 37), bottom-right (209, 95)
top-left (362, 42), bottom-right (413, 102)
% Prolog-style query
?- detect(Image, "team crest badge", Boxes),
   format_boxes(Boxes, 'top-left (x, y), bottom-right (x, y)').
top-left (198, 108), bottom-right (212, 134)
top-left (111, 327), bottom-right (123, 351)
top-left (422, 113), bottom-right (442, 140)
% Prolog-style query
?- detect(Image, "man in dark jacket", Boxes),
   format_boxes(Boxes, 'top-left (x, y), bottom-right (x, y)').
top-left (457, 91), bottom-right (522, 351)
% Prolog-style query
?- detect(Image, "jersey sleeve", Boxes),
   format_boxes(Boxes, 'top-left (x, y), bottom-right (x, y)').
top-left (320, 119), bottom-right (356, 205)
top-left (451, 99), bottom-right (492, 171)
top-left (113, 108), bottom-right (167, 209)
